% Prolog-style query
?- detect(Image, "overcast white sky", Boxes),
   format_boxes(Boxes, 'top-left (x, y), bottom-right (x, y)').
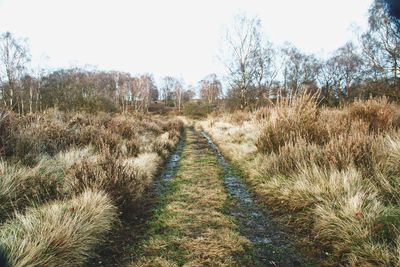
top-left (0, 0), bottom-right (373, 86)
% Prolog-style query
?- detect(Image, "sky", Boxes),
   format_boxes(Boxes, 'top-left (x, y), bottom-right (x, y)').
top-left (0, 0), bottom-right (373, 86)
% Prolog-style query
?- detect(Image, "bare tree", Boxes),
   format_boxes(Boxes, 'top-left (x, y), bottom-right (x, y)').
top-left (222, 13), bottom-right (262, 109)
top-left (20, 74), bottom-right (34, 113)
top-left (333, 42), bottom-right (364, 98)
top-left (200, 74), bottom-right (222, 105)
top-left (183, 87), bottom-right (196, 102)
top-left (282, 44), bottom-right (320, 97)
top-left (253, 41), bottom-right (280, 98)
top-left (137, 74), bottom-right (156, 112)
top-left (160, 76), bottom-right (184, 110)
top-left (318, 57), bottom-right (340, 103)
top-left (0, 32), bottom-right (30, 109)
top-left (150, 83), bottom-right (159, 102)
top-left (173, 79), bottom-right (184, 111)
top-left (161, 76), bottom-right (175, 106)
top-left (32, 65), bottom-right (47, 113)
top-left (316, 43), bottom-right (363, 103)
top-left (361, 0), bottom-right (400, 83)
top-left (116, 72), bottom-right (132, 113)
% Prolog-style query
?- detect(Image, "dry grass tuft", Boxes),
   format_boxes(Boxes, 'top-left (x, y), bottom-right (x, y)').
top-left (256, 93), bottom-right (328, 154)
top-left (228, 110), bottom-right (252, 125)
top-left (350, 98), bottom-right (396, 133)
top-left (0, 109), bottom-right (183, 265)
top-left (64, 149), bottom-right (161, 212)
top-left (0, 189), bottom-right (117, 267)
top-left (199, 96), bottom-right (400, 265)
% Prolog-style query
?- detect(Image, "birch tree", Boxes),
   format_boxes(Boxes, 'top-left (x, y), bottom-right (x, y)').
top-left (0, 32), bottom-right (30, 110)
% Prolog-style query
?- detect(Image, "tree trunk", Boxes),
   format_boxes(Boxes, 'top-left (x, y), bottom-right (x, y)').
top-left (240, 87), bottom-right (246, 110)
top-left (29, 84), bottom-right (33, 113)
top-left (16, 98), bottom-right (20, 114)
top-left (36, 88), bottom-right (42, 112)
top-left (21, 98), bottom-right (24, 115)
top-left (1, 87), bottom-right (6, 107)
top-left (9, 86), bottom-right (13, 107)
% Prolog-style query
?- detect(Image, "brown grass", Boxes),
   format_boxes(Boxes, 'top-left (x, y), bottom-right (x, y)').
top-left (130, 130), bottom-right (252, 266)
top-left (0, 109), bottom-right (183, 265)
top-left (0, 190), bottom-right (117, 267)
top-left (64, 149), bottom-right (161, 212)
top-left (256, 93), bottom-right (329, 154)
top-left (349, 98), bottom-right (397, 133)
top-left (199, 96), bottom-right (400, 265)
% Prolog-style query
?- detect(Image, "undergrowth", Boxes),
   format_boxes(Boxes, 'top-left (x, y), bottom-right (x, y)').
top-left (200, 95), bottom-right (400, 266)
top-left (0, 109), bottom-right (183, 265)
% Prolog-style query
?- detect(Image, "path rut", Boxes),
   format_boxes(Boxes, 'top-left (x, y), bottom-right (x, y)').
top-left (202, 130), bottom-right (307, 266)
top-left (87, 131), bottom-right (185, 266)
top-left (130, 128), bottom-right (309, 266)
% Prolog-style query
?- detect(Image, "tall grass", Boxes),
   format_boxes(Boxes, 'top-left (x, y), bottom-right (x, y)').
top-left (0, 109), bottom-right (182, 164)
top-left (256, 93), bottom-right (328, 154)
top-left (64, 150), bottom-right (162, 212)
top-left (0, 109), bottom-right (183, 265)
top-left (0, 190), bottom-right (117, 267)
top-left (200, 95), bottom-right (400, 265)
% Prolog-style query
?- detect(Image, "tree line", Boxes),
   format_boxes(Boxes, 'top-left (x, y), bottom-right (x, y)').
top-left (0, 33), bottom-right (197, 114)
top-left (0, 0), bottom-right (398, 114)
top-left (221, 0), bottom-right (400, 109)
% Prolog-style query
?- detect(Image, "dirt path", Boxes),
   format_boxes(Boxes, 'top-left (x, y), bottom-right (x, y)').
top-left (90, 127), bottom-right (309, 266)
top-left (129, 128), bottom-right (308, 267)
top-left (129, 128), bottom-right (257, 266)
top-left (202, 131), bottom-right (307, 266)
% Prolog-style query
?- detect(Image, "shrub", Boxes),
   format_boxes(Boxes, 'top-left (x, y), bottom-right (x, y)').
top-left (228, 110), bottom-right (251, 125)
top-left (373, 207), bottom-right (400, 246)
top-left (82, 95), bottom-right (118, 113)
top-left (14, 117), bottom-right (75, 164)
top-left (260, 140), bottom-right (325, 176)
top-left (0, 109), bottom-right (183, 266)
top-left (106, 115), bottom-right (138, 139)
top-left (323, 133), bottom-right (376, 171)
top-left (256, 94), bottom-right (328, 154)
top-left (370, 135), bottom-right (400, 202)
top-left (151, 132), bottom-right (179, 158)
top-left (0, 109), bottom-right (19, 157)
top-left (64, 150), bottom-right (160, 212)
top-left (200, 96), bottom-right (400, 265)
top-left (183, 102), bottom-right (214, 119)
top-left (0, 161), bottom-right (32, 221)
top-left (350, 98), bottom-right (396, 133)
top-left (78, 126), bottom-right (133, 156)
top-left (160, 119), bottom-right (183, 133)
top-left (0, 159), bottom-right (65, 222)
top-left (254, 106), bottom-right (270, 121)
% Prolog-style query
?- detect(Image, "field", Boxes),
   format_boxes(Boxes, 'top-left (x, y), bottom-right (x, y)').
top-left (0, 96), bottom-right (400, 266)
top-left (0, 109), bottom-right (182, 266)
top-left (199, 95), bottom-right (400, 266)
top-left (0, 0), bottom-right (399, 265)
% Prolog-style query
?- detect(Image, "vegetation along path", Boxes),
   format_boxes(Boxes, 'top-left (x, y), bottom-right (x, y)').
top-left (88, 132), bottom-right (185, 267)
top-left (131, 128), bottom-right (307, 267)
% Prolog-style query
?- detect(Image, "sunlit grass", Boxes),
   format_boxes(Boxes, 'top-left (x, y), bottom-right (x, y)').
top-left (199, 96), bottom-right (400, 265)
top-left (130, 130), bottom-right (255, 266)
top-left (0, 110), bottom-right (183, 265)
top-left (0, 190), bottom-right (117, 267)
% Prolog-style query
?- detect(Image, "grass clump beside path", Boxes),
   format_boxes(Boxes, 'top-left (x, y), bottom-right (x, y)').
top-left (199, 95), bottom-right (400, 265)
top-left (0, 189), bottom-right (116, 267)
top-left (129, 129), bottom-right (258, 267)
